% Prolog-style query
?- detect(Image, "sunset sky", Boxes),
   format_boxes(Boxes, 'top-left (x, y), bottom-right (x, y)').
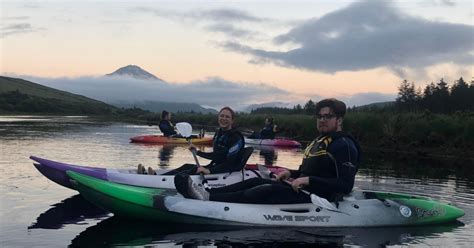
top-left (1, 0), bottom-right (473, 109)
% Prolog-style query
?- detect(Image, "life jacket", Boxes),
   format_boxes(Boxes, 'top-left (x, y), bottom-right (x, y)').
top-left (211, 128), bottom-right (244, 164)
top-left (159, 120), bottom-right (176, 136)
top-left (260, 124), bottom-right (277, 139)
top-left (299, 131), bottom-right (360, 178)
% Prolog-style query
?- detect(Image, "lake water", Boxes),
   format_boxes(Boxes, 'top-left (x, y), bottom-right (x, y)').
top-left (0, 116), bottom-right (473, 247)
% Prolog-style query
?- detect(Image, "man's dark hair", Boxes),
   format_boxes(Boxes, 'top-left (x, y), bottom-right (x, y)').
top-left (266, 116), bottom-right (274, 124)
top-left (161, 110), bottom-right (169, 120)
top-left (315, 98), bottom-right (346, 117)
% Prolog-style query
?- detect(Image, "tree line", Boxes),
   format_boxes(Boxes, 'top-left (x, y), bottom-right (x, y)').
top-left (251, 77), bottom-right (473, 115)
top-left (395, 77), bottom-right (473, 113)
top-left (251, 100), bottom-right (319, 115)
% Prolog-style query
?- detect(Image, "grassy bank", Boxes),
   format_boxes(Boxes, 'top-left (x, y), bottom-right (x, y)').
top-left (162, 111), bottom-right (474, 160)
top-left (3, 110), bottom-right (472, 160)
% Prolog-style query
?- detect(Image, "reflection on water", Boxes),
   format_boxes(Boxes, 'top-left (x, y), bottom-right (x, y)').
top-left (28, 194), bottom-right (109, 230)
top-left (28, 193), bottom-right (465, 246)
top-left (1, 116), bottom-right (473, 247)
top-left (70, 216), bottom-right (463, 247)
top-left (247, 144), bottom-right (301, 166)
top-left (129, 143), bottom-right (179, 167)
top-left (158, 144), bottom-right (177, 166)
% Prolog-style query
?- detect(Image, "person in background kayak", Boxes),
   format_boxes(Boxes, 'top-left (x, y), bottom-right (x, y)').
top-left (175, 98), bottom-right (361, 204)
top-left (161, 106), bottom-right (245, 175)
top-left (159, 110), bottom-right (178, 137)
top-left (248, 116), bottom-right (278, 139)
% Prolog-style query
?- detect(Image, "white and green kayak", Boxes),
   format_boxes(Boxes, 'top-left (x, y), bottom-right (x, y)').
top-left (68, 171), bottom-right (465, 227)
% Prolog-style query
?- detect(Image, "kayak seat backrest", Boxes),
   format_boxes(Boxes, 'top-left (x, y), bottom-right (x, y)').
top-left (238, 147), bottom-right (254, 171)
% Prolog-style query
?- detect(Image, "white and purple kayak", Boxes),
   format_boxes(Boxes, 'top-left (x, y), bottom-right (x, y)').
top-left (245, 138), bottom-right (301, 147)
top-left (30, 156), bottom-right (281, 190)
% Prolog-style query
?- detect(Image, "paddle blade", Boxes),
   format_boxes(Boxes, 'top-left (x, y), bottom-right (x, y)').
top-left (257, 164), bottom-right (273, 179)
top-left (176, 122), bottom-right (193, 138)
top-left (310, 194), bottom-right (339, 212)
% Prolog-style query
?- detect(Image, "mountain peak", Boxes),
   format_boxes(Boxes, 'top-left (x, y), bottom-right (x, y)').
top-left (106, 65), bottom-right (162, 80)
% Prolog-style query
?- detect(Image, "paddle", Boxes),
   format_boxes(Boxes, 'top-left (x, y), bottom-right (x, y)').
top-left (176, 122), bottom-right (200, 165)
top-left (257, 164), bottom-right (342, 212)
top-left (175, 122), bottom-right (208, 188)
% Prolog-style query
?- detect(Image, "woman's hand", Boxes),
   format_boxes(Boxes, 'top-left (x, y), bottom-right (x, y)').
top-left (290, 177), bottom-right (309, 192)
top-left (274, 170), bottom-right (290, 181)
top-left (196, 167), bottom-right (210, 175)
top-left (188, 144), bottom-right (197, 152)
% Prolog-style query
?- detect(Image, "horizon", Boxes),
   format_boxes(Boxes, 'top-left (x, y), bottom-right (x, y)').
top-left (2, 0), bottom-right (473, 109)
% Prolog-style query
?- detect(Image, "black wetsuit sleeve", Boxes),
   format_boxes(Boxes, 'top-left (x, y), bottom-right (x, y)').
top-left (307, 138), bottom-right (359, 195)
top-left (289, 169), bottom-right (301, 178)
top-left (208, 133), bottom-right (244, 174)
top-left (196, 150), bottom-right (215, 160)
top-left (196, 132), bottom-right (218, 160)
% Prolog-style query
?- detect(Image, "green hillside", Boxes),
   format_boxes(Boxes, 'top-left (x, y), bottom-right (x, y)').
top-left (0, 76), bottom-right (117, 114)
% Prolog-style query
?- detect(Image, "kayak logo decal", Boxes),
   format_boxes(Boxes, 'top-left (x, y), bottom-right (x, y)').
top-left (399, 206), bottom-right (412, 218)
top-left (263, 215), bottom-right (330, 222)
top-left (415, 206), bottom-right (446, 218)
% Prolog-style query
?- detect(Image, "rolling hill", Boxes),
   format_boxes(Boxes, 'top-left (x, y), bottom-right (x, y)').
top-left (0, 76), bottom-right (118, 114)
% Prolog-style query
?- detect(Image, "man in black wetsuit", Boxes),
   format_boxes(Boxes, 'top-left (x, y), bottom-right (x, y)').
top-left (158, 110), bottom-right (178, 137)
top-left (248, 116), bottom-right (278, 139)
top-left (175, 98), bottom-right (361, 204)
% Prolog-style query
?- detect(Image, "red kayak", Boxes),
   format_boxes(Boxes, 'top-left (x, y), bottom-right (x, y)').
top-left (130, 135), bottom-right (213, 145)
top-left (245, 138), bottom-right (301, 147)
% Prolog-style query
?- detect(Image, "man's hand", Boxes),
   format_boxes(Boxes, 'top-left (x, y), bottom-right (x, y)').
top-left (274, 170), bottom-right (291, 181)
top-left (188, 144), bottom-right (197, 152)
top-left (196, 167), bottom-right (210, 175)
top-left (290, 177), bottom-right (309, 192)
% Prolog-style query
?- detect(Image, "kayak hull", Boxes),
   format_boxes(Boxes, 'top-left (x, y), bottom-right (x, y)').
top-left (130, 135), bottom-right (213, 145)
top-left (31, 156), bottom-right (271, 190)
top-left (68, 171), bottom-right (465, 227)
top-left (32, 157), bottom-right (107, 190)
top-left (245, 138), bottom-right (301, 147)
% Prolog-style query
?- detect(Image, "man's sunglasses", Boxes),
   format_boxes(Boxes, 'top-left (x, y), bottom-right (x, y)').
top-left (315, 114), bottom-right (337, 120)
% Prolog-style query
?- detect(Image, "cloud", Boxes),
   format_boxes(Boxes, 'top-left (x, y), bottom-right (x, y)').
top-left (199, 9), bottom-right (268, 23)
top-left (133, 7), bottom-right (269, 23)
top-left (3, 16), bottom-right (30, 20)
top-left (7, 74), bottom-right (398, 109)
top-left (18, 75), bottom-right (290, 110)
top-left (205, 23), bottom-right (255, 38)
top-left (420, 0), bottom-right (456, 7)
top-left (440, 0), bottom-right (456, 6)
top-left (132, 7), bottom-right (276, 41)
top-left (1, 15), bottom-right (44, 38)
top-left (1, 23), bottom-right (37, 37)
top-left (222, 0), bottom-right (473, 73)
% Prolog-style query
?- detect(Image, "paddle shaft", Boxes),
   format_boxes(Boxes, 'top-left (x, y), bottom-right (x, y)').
top-left (258, 164), bottom-right (339, 212)
top-left (187, 139), bottom-right (208, 186)
top-left (187, 140), bottom-right (201, 167)
top-left (175, 122), bottom-right (207, 184)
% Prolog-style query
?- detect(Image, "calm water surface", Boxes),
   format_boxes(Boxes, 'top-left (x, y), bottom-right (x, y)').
top-left (0, 116), bottom-right (472, 247)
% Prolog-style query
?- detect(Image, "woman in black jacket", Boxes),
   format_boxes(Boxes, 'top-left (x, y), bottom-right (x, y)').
top-left (162, 106), bottom-right (245, 175)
